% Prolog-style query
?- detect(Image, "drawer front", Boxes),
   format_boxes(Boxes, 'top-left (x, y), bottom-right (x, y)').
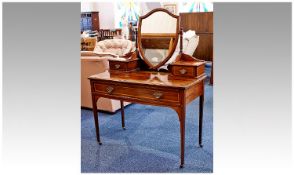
top-left (109, 61), bottom-right (127, 71)
top-left (93, 82), bottom-right (180, 103)
top-left (109, 60), bottom-right (139, 72)
top-left (127, 60), bottom-right (139, 70)
top-left (172, 66), bottom-right (195, 77)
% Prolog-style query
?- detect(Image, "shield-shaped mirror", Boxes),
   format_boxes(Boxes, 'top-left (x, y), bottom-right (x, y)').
top-left (137, 8), bottom-right (179, 69)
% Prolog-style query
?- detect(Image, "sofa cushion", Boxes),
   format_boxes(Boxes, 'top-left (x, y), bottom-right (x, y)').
top-left (93, 39), bottom-right (133, 57)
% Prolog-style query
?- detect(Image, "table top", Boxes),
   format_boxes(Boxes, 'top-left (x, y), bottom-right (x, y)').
top-left (88, 70), bottom-right (206, 89)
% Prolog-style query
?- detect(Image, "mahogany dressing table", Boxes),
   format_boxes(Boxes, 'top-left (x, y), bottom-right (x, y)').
top-left (89, 8), bottom-right (206, 168)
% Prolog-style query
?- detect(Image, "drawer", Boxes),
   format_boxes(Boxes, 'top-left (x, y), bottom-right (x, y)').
top-left (109, 59), bottom-right (139, 72)
top-left (171, 66), bottom-right (195, 77)
top-left (93, 82), bottom-right (180, 103)
top-left (170, 64), bottom-right (205, 78)
top-left (109, 61), bottom-right (127, 71)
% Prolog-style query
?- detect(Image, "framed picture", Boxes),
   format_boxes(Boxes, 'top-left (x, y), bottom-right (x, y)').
top-left (163, 4), bottom-right (177, 14)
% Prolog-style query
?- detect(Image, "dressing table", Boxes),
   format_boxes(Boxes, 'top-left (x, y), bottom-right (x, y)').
top-left (89, 8), bottom-right (206, 168)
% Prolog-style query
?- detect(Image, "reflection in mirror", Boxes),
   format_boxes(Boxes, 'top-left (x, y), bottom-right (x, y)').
top-left (138, 9), bottom-right (179, 69)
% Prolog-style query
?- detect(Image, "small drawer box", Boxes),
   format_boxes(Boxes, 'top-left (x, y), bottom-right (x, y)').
top-left (170, 63), bottom-right (205, 78)
top-left (169, 54), bottom-right (205, 78)
top-left (171, 66), bottom-right (195, 77)
top-left (109, 58), bottom-right (139, 72)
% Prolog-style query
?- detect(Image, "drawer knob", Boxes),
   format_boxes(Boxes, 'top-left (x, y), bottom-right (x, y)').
top-left (115, 64), bottom-right (120, 69)
top-left (179, 69), bottom-right (187, 75)
top-left (153, 92), bottom-right (163, 99)
top-left (106, 86), bottom-right (114, 94)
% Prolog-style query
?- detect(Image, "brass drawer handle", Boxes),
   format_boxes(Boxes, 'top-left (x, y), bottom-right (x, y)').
top-left (179, 69), bottom-right (187, 75)
top-left (106, 86), bottom-right (114, 94)
top-left (153, 92), bottom-right (163, 99)
top-left (115, 64), bottom-right (121, 69)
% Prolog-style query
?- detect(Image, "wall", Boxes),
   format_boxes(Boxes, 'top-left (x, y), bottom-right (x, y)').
top-left (81, 2), bottom-right (213, 29)
top-left (81, 2), bottom-right (115, 29)
top-left (139, 2), bottom-right (161, 15)
top-left (81, 2), bottom-right (163, 29)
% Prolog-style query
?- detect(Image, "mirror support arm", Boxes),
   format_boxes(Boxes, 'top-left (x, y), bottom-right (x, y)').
top-left (179, 28), bottom-right (183, 54)
top-left (135, 28), bottom-right (138, 53)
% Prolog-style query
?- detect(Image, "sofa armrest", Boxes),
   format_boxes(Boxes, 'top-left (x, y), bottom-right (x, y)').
top-left (81, 51), bottom-right (96, 56)
top-left (93, 52), bottom-right (119, 58)
top-left (81, 51), bottom-right (120, 59)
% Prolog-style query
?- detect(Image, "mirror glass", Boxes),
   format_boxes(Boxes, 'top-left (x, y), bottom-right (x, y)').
top-left (138, 9), bottom-right (179, 69)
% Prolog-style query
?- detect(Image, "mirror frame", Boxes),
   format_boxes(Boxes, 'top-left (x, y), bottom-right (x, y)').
top-left (137, 8), bottom-right (180, 70)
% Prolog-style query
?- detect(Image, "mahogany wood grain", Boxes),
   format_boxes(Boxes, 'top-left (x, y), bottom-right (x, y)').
top-left (195, 34), bottom-right (213, 61)
top-left (180, 12), bottom-right (213, 61)
top-left (89, 70), bottom-right (205, 89)
top-left (141, 33), bottom-right (177, 38)
top-left (141, 38), bottom-right (171, 49)
top-left (89, 70), bottom-right (206, 168)
top-left (172, 66), bottom-right (195, 77)
top-left (108, 52), bottom-right (139, 72)
top-left (93, 81), bottom-right (180, 104)
top-left (210, 56), bottom-right (213, 85)
top-left (180, 12), bottom-right (213, 33)
top-left (199, 94), bottom-right (204, 147)
top-left (109, 59), bottom-right (139, 72)
top-left (170, 53), bottom-right (206, 78)
top-left (179, 28), bottom-right (183, 54)
top-left (120, 100), bottom-right (125, 129)
top-left (91, 94), bottom-right (102, 145)
top-left (185, 82), bottom-right (203, 105)
top-left (91, 12), bottom-right (100, 31)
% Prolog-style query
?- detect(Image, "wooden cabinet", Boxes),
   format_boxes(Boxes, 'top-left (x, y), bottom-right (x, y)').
top-left (80, 12), bottom-right (100, 32)
top-left (180, 12), bottom-right (213, 62)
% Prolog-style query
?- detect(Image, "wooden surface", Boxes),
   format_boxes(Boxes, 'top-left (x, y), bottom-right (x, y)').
top-left (91, 12), bottom-right (100, 31)
top-left (98, 29), bottom-right (122, 41)
top-left (89, 70), bottom-right (206, 167)
top-left (194, 34), bottom-right (213, 61)
top-left (141, 33), bottom-right (177, 38)
top-left (141, 38), bottom-right (171, 49)
top-left (180, 12), bottom-right (213, 61)
top-left (109, 59), bottom-right (139, 72)
top-left (169, 53), bottom-right (206, 78)
top-left (89, 70), bottom-right (205, 89)
top-left (81, 37), bottom-right (96, 51)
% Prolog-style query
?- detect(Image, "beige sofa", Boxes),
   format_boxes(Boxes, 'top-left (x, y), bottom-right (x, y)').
top-left (81, 39), bottom-right (133, 112)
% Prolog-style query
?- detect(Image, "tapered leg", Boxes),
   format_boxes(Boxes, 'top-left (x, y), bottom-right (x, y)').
top-left (92, 95), bottom-right (102, 145)
top-left (120, 100), bottom-right (126, 130)
top-left (198, 94), bottom-right (204, 147)
top-left (179, 107), bottom-right (186, 168)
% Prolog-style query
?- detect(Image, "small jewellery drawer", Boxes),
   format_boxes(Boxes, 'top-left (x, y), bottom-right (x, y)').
top-left (171, 66), bottom-right (195, 77)
top-left (169, 53), bottom-right (206, 78)
top-left (109, 61), bottom-right (127, 71)
top-left (109, 59), bottom-right (139, 72)
top-left (170, 64), bottom-right (205, 78)
top-left (93, 82), bottom-right (180, 103)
